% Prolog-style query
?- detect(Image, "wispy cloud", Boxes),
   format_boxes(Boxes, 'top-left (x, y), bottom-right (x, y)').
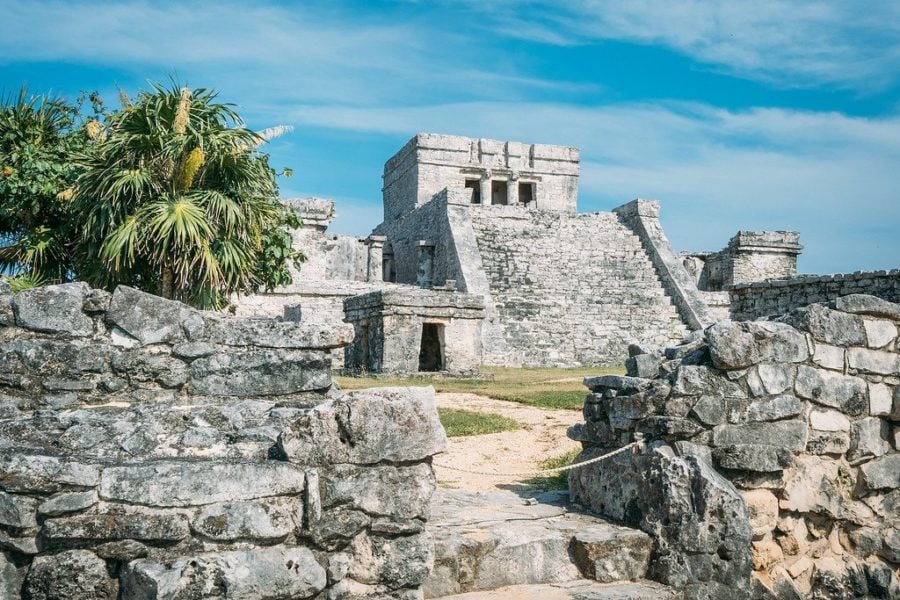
top-left (471, 1), bottom-right (900, 90)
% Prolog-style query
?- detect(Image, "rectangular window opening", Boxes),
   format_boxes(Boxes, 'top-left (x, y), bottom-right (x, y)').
top-left (491, 180), bottom-right (508, 205)
top-left (465, 179), bottom-right (481, 204)
top-left (519, 182), bottom-right (535, 206)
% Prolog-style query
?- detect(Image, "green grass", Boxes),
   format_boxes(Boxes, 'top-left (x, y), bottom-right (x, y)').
top-left (337, 365), bottom-right (623, 410)
top-left (528, 448), bottom-right (582, 491)
top-left (438, 407), bottom-right (521, 437)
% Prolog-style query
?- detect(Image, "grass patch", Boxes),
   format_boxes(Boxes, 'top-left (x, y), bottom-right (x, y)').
top-left (337, 365), bottom-right (623, 410)
top-left (438, 407), bottom-right (520, 437)
top-left (528, 448), bottom-right (582, 491)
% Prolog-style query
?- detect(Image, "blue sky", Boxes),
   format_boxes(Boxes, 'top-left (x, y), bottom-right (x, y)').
top-left (2, 0), bottom-right (899, 274)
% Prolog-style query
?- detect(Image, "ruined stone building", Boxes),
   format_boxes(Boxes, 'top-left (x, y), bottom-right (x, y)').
top-left (234, 133), bottom-right (899, 373)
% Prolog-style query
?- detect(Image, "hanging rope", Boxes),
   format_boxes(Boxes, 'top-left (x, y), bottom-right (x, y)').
top-left (433, 439), bottom-right (641, 479)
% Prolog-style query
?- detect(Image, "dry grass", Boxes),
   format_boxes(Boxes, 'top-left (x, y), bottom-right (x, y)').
top-left (336, 365), bottom-right (623, 410)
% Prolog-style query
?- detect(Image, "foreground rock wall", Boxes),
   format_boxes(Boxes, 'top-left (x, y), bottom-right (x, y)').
top-left (729, 270), bottom-right (900, 321)
top-left (0, 282), bottom-right (446, 599)
top-left (569, 294), bottom-right (900, 599)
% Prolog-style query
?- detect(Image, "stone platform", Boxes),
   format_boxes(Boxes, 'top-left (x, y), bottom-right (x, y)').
top-left (425, 489), bottom-right (676, 599)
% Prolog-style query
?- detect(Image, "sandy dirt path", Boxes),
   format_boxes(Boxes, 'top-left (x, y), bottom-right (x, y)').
top-left (433, 392), bottom-right (583, 494)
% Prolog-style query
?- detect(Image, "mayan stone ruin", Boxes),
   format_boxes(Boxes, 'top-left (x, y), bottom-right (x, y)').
top-left (1, 133), bottom-right (898, 600)
top-left (233, 133), bottom-right (899, 375)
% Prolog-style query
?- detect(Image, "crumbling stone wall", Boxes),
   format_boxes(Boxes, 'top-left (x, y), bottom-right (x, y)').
top-left (729, 270), bottom-right (900, 321)
top-left (569, 293), bottom-right (900, 599)
top-left (0, 282), bottom-right (446, 599)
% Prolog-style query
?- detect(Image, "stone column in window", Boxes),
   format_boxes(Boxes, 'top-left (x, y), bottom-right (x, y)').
top-left (507, 170), bottom-right (520, 205)
top-left (479, 169), bottom-right (492, 209)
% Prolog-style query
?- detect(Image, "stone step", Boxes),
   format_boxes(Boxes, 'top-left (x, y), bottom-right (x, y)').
top-left (424, 490), bottom-right (655, 599)
top-left (431, 579), bottom-right (679, 600)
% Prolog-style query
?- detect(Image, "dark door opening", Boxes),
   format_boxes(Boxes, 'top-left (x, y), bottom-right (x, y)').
top-left (465, 179), bottom-right (481, 204)
top-left (519, 182), bottom-right (535, 206)
top-left (491, 180), bottom-right (508, 205)
top-left (418, 323), bottom-right (444, 372)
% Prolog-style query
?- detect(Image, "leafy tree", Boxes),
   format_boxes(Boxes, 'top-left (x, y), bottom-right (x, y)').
top-left (0, 88), bottom-right (99, 282)
top-left (72, 83), bottom-right (303, 308)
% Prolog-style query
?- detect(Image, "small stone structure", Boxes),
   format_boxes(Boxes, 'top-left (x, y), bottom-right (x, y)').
top-left (569, 294), bottom-right (900, 599)
top-left (685, 231), bottom-right (803, 291)
top-left (0, 282), bottom-right (446, 599)
top-left (344, 289), bottom-right (484, 375)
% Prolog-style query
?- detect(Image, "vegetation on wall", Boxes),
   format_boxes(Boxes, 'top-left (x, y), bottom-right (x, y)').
top-left (0, 83), bottom-right (302, 308)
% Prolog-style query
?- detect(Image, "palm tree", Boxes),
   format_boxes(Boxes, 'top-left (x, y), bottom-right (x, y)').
top-left (0, 88), bottom-right (91, 284)
top-left (73, 83), bottom-right (301, 308)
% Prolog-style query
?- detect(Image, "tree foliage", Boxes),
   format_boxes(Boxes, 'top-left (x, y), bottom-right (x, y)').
top-left (0, 88), bottom-right (98, 282)
top-left (1, 83), bottom-right (303, 308)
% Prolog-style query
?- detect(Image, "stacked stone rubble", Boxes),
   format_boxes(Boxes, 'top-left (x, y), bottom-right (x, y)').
top-left (569, 294), bottom-right (900, 600)
top-left (0, 282), bottom-right (446, 599)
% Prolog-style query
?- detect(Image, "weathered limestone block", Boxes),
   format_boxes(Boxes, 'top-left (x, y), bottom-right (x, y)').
top-left (787, 303), bottom-right (866, 346)
top-left (781, 456), bottom-right (875, 526)
top-left (321, 463), bottom-right (434, 520)
top-left (812, 343), bottom-right (844, 370)
top-left (11, 283), bottom-right (93, 337)
top-left (308, 507), bottom-right (371, 550)
top-left (584, 375), bottom-right (653, 393)
top-left (0, 454), bottom-right (100, 493)
top-left (171, 341), bottom-right (215, 359)
top-left (849, 417), bottom-right (891, 460)
top-left (746, 321), bottom-right (809, 364)
top-left (571, 527), bottom-right (652, 583)
top-left (205, 317), bottom-right (354, 349)
top-left (36, 490), bottom-right (98, 517)
top-left (806, 429), bottom-right (851, 454)
top-left (711, 420), bottom-right (808, 452)
top-left (744, 395), bottom-right (802, 423)
top-left (99, 460), bottom-right (306, 507)
top-left (24, 550), bottom-right (117, 600)
top-left (869, 382), bottom-right (893, 416)
top-left (794, 365), bottom-right (867, 415)
top-left (859, 454), bottom-right (900, 491)
top-left (809, 409), bottom-right (851, 432)
top-left (0, 491), bottom-right (37, 530)
top-left (835, 294), bottom-right (900, 320)
top-left (189, 350), bottom-right (331, 396)
top-left (191, 499), bottom-right (297, 542)
top-left (742, 489), bottom-right (778, 537)
top-left (863, 318), bottom-right (898, 349)
top-left (0, 552), bottom-right (17, 600)
top-left (43, 511), bottom-right (190, 543)
top-left (347, 532), bottom-right (433, 589)
top-left (625, 353), bottom-right (663, 379)
top-left (122, 546), bottom-right (327, 599)
top-left (755, 363), bottom-right (793, 395)
top-left (112, 351), bottom-right (188, 388)
top-left (106, 285), bottom-right (198, 345)
top-left (278, 387), bottom-right (447, 465)
top-left (713, 444), bottom-right (792, 472)
top-left (847, 347), bottom-right (900, 375)
top-left (673, 365), bottom-right (746, 397)
top-left (707, 321), bottom-right (759, 369)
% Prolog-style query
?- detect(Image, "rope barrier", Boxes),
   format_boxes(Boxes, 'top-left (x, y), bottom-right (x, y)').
top-left (433, 439), bottom-right (641, 479)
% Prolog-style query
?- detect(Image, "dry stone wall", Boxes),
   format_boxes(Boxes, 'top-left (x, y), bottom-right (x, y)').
top-left (0, 282), bottom-right (446, 599)
top-left (729, 270), bottom-right (900, 321)
top-left (469, 205), bottom-right (689, 366)
top-left (569, 294), bottom-right (900, 599)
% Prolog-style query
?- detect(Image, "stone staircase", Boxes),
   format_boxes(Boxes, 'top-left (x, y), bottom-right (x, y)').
top-left (468, 208), bottom-right (690, 366)
top-left (425, 489), bottom-right (679, 600)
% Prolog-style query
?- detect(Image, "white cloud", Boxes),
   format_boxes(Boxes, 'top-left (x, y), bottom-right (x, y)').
top-left (287, 100), bottom-right (900, 273)
top-left (473, 0), bottom-right (900, 90)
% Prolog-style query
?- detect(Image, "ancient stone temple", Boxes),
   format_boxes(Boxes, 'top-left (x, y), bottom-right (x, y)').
top-left (233, 133), bottom-right (900, 373)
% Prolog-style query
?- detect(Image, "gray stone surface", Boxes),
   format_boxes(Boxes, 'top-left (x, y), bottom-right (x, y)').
top-left (43, 512), bottom-right (190, 543)
top-left (100, 460), bottom-right (305, 507)
top-left (122, 546), bottom-right (327, 599)
top-left (711, 421), bottom-right (808, 451)
top-left (191, 499), bottom-right (296, 542)
top-left (707, 321), bottom-right (760, 370)
top-left (321, 463), bottom-right (434, 520)
top-left (0, 490), bottom-right (37, 530)
top-left (0, 552), bottom-right (17, 600)
top-left (205, 317), bottom-right (354, 349)
top-left (189, 349), bottom-right (331, 395)
top-left (713, 445), bottom-right (792, 472)
top-left (0, 454), bottom-right (100, 493)
top-left (794, 365), bottom-right (867, 415)
top-left (572, 528), bottom-right (652, 583)
top-left (835, 293), bottom-right (900, 320)
top-left (36, 490), bottom-right (98, 517)
top-left (11, 283), bottom-right (93, 337)
top-left (279, 386), bottom-right (447, 465)
top-left (106, 285), bottom-right (198, 345)
top-left (787, 303), bottom-right (866, 346)
top-left (24, 550), bottom-right (117, 600)
top-left (859, 454), bottom-right (900, 491)
top-left (743, 395), bottom-right (802, 423)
